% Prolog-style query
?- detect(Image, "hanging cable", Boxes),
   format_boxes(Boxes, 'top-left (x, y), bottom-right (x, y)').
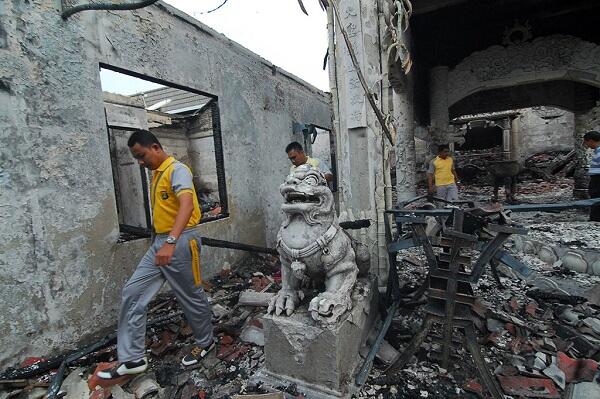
top-left (61, 0), bottom-right (160, 19)
top-left (194, 0), bottom-right (230, 15)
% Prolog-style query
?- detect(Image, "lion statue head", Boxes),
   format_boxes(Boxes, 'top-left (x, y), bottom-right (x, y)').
top-left (280, 164), bottom-right (335, 227)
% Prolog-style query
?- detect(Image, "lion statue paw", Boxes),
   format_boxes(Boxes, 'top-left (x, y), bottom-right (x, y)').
top-left (308, 292), bottom-right (352, 323)
top-left (267, 290), bottom-right (300, 316)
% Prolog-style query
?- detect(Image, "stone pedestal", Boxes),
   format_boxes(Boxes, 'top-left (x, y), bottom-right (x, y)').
top-left (253, 277), bottom-right (378, 399)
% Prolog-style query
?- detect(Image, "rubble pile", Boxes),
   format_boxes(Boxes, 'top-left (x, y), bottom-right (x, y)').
top-left (524, 222), bottom-right (600, 251)
top-left (522, 150), bottom-right (576, 181)
top-left (355, 242), bottom-right (600, 398)
top-left (454, 148), bottom-right (504, 185)
top-left (453, 150), bottom-right (575, 187)
top-left (0, 254), bottom-right (303, 399)
top-left (2, 236), bottom-right (600, 398)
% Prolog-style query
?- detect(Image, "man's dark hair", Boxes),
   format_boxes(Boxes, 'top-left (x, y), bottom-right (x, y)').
top-left (286, 141), bottom-right (304, 153)
top-left (583, 130), bottom-right (600, 142)
top-left (127, 130), bottom-right (162, 148)
top-left (437, 144), bottom-right (450, 153)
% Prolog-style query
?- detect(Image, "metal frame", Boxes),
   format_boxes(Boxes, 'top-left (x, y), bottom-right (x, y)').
top-left (384, 208), bottom-right (520, 398)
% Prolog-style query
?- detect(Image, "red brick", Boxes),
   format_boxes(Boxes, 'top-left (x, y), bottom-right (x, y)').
top-left (505, 323), bottom-right (516, 336)
top-left (557, 351), bottom-right (598, 383)
top-left (217, 342), bottom-right (250, 362)
top-left (509, 337), bottom-right (523, 354)
top-left (526, 302), bottom-right (539, 317)
top-left (509, 297), bottom-right (520, 312)
top-left (19, 357), bottom-right (46, 367)
top-left (497, 375), bottom-right (560, 398)
top-left (89, 387), bottom-right (111, 399)
top-left (220, 335), bottom-right (234, 345)
top-left (463, 379), bottom-right (483, 397)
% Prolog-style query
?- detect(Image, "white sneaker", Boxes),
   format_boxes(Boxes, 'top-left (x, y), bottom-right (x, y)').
top-left (181, 341), bottom-right (215, 367)
top-left (97, 357), bottom-right (148, 379)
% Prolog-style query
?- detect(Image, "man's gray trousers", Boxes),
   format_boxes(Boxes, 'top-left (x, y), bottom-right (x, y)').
top-left (436, 183), bottom-right (459, 202)
top-left (117, 228), bottom-right (213, 362)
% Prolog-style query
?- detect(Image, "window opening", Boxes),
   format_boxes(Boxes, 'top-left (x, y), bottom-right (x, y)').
top-left (99, 66), bottom-right (228, 240)
top-left (311, 127), bottom-right (338, 192)
top-left (292, 123), bottom-right (337, 191)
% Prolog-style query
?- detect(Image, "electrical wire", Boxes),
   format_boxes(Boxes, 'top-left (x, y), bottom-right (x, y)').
top-left (195, 0), bottom-right (230, 15)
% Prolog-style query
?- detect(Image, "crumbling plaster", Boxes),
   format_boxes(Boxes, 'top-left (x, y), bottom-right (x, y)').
top-left (0, 0), bottom-right (331, 367)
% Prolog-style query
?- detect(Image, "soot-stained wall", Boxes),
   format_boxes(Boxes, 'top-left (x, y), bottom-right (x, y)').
top-left (0, 1), bottom-right (331, 366)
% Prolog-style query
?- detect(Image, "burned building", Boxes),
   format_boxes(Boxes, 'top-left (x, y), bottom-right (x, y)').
top-left (0, 1), bottom-right (331, 367)
top-left (2, 0), bottom-right (600, 398)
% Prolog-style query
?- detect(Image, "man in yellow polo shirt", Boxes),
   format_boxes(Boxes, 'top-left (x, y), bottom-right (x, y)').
top-left (427, 144), bottom-right (460, 201)
top-left (98, 130), bottom-right (213, 380)
top-left (286, 141), bottom-right (333, 182)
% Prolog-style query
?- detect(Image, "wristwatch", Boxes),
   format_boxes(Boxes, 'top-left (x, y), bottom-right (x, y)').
top-left (166, 235), bottom-right (177, 245)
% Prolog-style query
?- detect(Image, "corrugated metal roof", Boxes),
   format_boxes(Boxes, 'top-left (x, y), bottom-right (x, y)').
top-left (133, 86), bottom-right (212, 114)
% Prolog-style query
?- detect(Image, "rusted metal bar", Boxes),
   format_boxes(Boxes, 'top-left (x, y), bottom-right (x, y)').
top-left (387, 197), bottom-right (600, 216)
top-left (464, 325), bottom-right (505, 399)
top-left (61, 0), bottom-right (160, 19)
top-left (385, 317), bottom-right (433, 374)
top-left (355, 301), bottom-right (399, 386)
top-left (410, 224), bottom-right (438, 270)
top-left (201, 237), bottom-right (277, 255)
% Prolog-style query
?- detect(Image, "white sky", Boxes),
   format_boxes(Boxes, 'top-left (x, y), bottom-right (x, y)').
top-left (100, 0), bottom-right (329, 95)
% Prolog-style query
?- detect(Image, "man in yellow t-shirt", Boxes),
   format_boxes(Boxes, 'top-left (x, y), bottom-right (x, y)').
top-left (427, 144), bottom-right (460, 201)
top-left (286, 141), bottom-right (333, 182)
top-left (98, 130), bottom-right (213, 380)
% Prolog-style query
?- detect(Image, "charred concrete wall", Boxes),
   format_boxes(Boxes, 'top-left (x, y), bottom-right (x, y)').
top-left (517, 107), bottom-right (574, 158)
top-left (0, 1), bottom-right (331, 367)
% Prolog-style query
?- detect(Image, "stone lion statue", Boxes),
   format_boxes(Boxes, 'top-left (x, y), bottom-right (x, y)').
top-left (267, 164), bottom-right (370, 323)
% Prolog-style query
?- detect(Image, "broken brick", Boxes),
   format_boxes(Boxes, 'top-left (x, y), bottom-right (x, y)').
top-left (483, 331), bottom-right (501, 346)
top-left (217, 343), bottom-right (250, 362)
top-left (463, 379), bottom-right (483, 397)
top-left (509, 297), bottom-right (520, 312)
top-left (19, 357), bottom-right (46, 368)
top-left (150, 329), bottom-right (177, 356)
top-left (556, 351), bottom-right (598, 383)
top-left (505, 322), bottom-right (516, 336)
top-left (251, 276), bottom-right (271, 292)
top-left (89, 387), bottom-right (111, 399)
top-left (497, 375), bottom-right (560, 398)
top-left (526, 301), bottom-right (539, 317)
top-left (220, 335), bottom-right (234, 345)
top-left (508, 337), bottom-right (523, 354)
